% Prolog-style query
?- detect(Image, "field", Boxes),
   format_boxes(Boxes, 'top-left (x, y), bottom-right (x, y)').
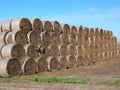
top-left (0, 59), bottom-right (120, 90)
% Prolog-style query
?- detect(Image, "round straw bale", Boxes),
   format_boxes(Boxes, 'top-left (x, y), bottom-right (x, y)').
top-left (57, 56), bottom-right (68, 69)
top-left (75, 55), bottom-right (82, 67)
top-left (76, 45), bottom-right (84, 55)
top-left (89, 28), bottom-right (95, 37)
top-left (0, 31), bottom-right (9, 44)
top-left (100, 29), bottom-right (104, 36)
top-left (29, 18), bottom-right (43, 32)
top-left (78, 25), bottom-right (84, 35)
top-left (0, 57), bottom-right (21, 77)
top-left (68, 34), bottom-right (77, 44)
top-left (70, 26), bottom-right (77, 36)
top-left (37, 44), bottom-right (50, 57)
top-left (0, 44), bottom-right (5, 58)
top-left (50, 32), bottom-right (60, 45)
top-left (47, 56), bottom-right (59, 71)
top-left (94, 36), bottom-right (99, 45)
top-left (93, 53), bottom-right (99, 62)
top-left (1, 19), bottom-right (13, 32)
top-left (68, 44), bottom-right (76, 55)
top-left (94, 28), bottom-right (100, 36)
top-left (24, 44), bottom-right (38, 58)
top-left (58, 43), bottom-right (68, 56)
top-left (89, 37), bottom-right (95, 45)
top-left (48, 44), bottom-right (59, 57)
top-left (82, 55), bottom-right (89, 66)
top-left (1, 44), bottom-right (25, 59)
top-left (0, 23), bottom-right (2, 32)
top-left (112, 36), bottom-right (117, 43)
top-left (27, 31), bottom-right (41, 46)
top-left (107, 30), bottom-right (113, 36)
top-left (88, 54), bottom-right (95, 65)
top-left (52, 21), bottom-right (62, 34)
top-left (82, 36), bottom-right (89, 45)
top-left (61, 24), bottom-right (70, 35)
top-left (76, 34), bottom-right (82, 45)
top-left (21, 57), bottom-right (37, 75)
top-left (66, 55), bottom-right (76, 68)
top-left (83, 27), bottom-right (89, 37)
top-left (11, 18), bottom-right (32, 34)
top-left (42, 20), bottom-right (53, 32)
top-left (5, 30), bottom-right (28, 46)
top-left (60, 34), bottom-right (69, 44)
top-left (40, 32), bottom-right (51, 47)
top-left (35, 57), bottom-right (47, 73)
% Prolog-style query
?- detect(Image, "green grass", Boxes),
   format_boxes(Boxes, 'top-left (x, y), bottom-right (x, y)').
top-left (0, 77), bottom-right (91, 84)
top-left (0, 77), bottom-right (120, 86)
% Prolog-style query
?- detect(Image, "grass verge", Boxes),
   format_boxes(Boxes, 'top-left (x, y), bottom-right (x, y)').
top-left (0, 77), bottom-right (120, 86)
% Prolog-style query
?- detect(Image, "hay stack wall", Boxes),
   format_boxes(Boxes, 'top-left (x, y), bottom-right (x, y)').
top-left (0, 17), bottom-right (119, 77)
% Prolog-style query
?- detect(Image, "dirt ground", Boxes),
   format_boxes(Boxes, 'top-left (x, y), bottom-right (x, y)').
top-left (0, 59), bottom-right (120, 90)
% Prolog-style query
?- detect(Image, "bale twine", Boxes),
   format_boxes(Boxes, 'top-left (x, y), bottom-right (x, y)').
top-left (37, 44), bottom-right (50, 57)
top-left (67, 44), bottom-right (76, 55)
top-left (0, 57), bottom-right (21, 77)
top-left (68, 35), bottom-right (77, 44)
top-left (52, 21), bottom-right (62, 34)
top-left (50, 32), bottom-right (60, 45)
top-left (57, 56), bottom-right (68, 69)
top-left (42, 20), bottom-right (53, 32)
top-left (1, 19), bottom-right (13, 32)
top-left (27, 31), bottom-right (41, 46)
top-left (47, 56), bottom-right (59, 71)
top-left (66, 55), bottom-right (76, 68)
top-left (48, 44), bottom-right (59, 57)
top-left (0, 31), bottom-right (9, 44)
top-left (75, 55), bottom-right (82, 67)
top-left (40, 32), bottom-right (51, 47)
top-left (35, 57), bottom-right (47, 73)
top-left (76, 34), bottom-right (82, 45)
top-left (61, 24), bottom-right (70, 35)
top-left (11, 18), bottom-right (32, 34)
top-left (60, 34), bottom-right (69, 44)
top-left (58, 43), bottom-right (68, 56)
top-left (21, 57), bottom-right (37, 75)
top-left (29, 18), bottom-right (43, 32)
top-left (1, 44), bottom-right (25, 59)
top-left (24, 44), bottom-right (38, 58)
top-left (70, 26), bottom-right (77, 36)
top-left (5, 30), bottom-right (28, 46)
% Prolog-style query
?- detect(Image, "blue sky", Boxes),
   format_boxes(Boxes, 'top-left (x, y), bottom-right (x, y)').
top-left (0, 0), bottom-right (120, 41)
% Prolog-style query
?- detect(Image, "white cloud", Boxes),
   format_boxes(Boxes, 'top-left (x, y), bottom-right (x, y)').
top-left (112, 7), bottom-right (120, 12)
top-left (88, 8), bottom-right (97, 12)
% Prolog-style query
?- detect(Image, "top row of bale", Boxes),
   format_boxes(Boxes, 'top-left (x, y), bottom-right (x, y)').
top-left (0, 18), bottom-right (113, 37)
